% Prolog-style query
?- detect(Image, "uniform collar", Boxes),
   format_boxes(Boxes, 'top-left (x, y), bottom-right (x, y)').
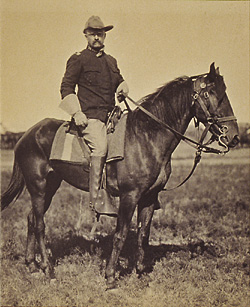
top-left (87, 45), bottom-right (105, 57)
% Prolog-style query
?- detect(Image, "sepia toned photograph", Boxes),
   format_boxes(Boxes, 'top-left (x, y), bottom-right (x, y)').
top-left (1, 1), bottom-right (249, 306)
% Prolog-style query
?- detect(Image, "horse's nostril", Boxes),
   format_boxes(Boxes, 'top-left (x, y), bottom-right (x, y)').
top-left (229, 135), bottom-right (240, 147)
top-left (234, 135), bottom-right (240, 145)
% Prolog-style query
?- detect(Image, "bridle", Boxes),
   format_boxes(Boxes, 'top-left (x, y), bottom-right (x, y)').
top-left (191, 75), bottom-right (237, 153)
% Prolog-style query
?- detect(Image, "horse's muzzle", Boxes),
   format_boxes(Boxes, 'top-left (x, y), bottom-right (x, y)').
top-left (220, 134), bottom-right (240, 148)
top-left (228, 135), bottom-right (240, 148)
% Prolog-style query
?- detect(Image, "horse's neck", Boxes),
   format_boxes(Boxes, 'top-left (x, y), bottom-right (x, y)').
top-left (127, 79), bottom-right (194, 149)
top-left (176, 106), bottom-right (193, 134)
top-left (143, 96), bottom-right (194, 156)
top-left (127, 101), bottom-right (192, 155)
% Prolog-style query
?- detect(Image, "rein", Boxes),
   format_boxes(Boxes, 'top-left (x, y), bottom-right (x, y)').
top-left (124, 94), bottom-right (223, 154)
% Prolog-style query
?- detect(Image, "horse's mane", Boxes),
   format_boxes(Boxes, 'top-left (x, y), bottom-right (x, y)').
top-left (127, 76), bottom-right (193, 130)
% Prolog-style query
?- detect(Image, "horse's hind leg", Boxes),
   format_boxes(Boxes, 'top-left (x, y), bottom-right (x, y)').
top-left (136, 201), bottom-right (155, 274)
top-left (25, 209), bottom-right (38, 273)
top-left (25, 171), bottom-right (61, 276)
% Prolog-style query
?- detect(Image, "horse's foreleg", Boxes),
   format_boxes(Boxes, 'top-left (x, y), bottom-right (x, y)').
top-left (105, 192), bottom-right (138, 289)
top-left (136, 203), bottom-right (154, 274)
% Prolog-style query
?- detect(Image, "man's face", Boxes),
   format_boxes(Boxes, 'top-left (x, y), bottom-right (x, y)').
top-left (85, 29), bottom-right (106, 50)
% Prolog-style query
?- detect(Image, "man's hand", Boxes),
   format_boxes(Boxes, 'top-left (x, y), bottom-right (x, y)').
top-left (117, 92), bottom-right (126, 103)
top-left (73, 111), bottom-right (88, 128)
top-left (116, 81), bottom-right (129, 103)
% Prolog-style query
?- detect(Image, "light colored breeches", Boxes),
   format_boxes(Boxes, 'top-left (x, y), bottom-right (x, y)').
top-left (81, 119), bottom-right (108, 157)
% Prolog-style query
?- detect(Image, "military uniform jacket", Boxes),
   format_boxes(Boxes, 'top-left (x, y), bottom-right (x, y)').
top-left (60, 48), bottom-right (124, 123)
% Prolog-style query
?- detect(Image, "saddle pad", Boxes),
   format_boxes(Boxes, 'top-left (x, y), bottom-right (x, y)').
top-left (50, 122), bottom-right (87, 164)
top-left (50, 114), bottom-right (127, 164)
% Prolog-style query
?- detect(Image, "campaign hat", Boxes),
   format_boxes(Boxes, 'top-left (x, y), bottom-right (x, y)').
top-left (83, 16), bottom-right (113, 33)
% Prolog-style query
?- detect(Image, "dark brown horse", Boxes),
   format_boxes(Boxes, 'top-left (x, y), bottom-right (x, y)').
top-left (1, 63), bottom-right (239, 288)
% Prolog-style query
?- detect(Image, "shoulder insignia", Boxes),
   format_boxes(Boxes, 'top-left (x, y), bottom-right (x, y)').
top-left (75, 51), bottom-right (81, 56)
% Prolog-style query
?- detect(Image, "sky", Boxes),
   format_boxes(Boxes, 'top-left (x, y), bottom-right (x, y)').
top-left (1, 0), bottom-right (249, 132)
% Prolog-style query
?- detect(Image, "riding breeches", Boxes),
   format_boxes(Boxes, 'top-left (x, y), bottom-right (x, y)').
top-left (81, 119), bottom-right (108, 157)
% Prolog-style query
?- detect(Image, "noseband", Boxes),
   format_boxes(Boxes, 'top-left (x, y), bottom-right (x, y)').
top-left (191, 76), bottom-right (237, 152)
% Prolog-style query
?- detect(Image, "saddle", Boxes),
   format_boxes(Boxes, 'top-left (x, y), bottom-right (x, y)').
top-left (49, 107), bottom-right (127, 168)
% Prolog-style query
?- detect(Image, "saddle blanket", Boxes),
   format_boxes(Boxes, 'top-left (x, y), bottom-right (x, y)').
top-left (49, 114), bottom-right (127, 164)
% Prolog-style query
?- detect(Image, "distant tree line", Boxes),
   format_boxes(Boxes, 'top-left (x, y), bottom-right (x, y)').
top-left (239, 125), bottom-right (250, 148)
top-left (1, 123), bottom-right (250, 150)
top-left (1, 132), bottom-right (24, 149)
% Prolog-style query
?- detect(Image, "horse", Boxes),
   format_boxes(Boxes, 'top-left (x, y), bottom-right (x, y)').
top-left (1, 63), bottom-right (239, 289)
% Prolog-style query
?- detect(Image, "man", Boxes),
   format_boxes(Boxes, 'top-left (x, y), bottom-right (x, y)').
top-left (60, 16), bottom-right (129, 215)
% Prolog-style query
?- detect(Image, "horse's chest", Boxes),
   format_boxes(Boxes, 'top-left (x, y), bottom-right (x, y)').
top-left (148, 161), bottom-right (171, 191)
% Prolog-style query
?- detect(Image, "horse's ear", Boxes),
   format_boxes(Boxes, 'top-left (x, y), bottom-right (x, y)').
top-left (208, 62), bottom-right (216, 79)
top-left (215, 67), bottom-right (220, 75)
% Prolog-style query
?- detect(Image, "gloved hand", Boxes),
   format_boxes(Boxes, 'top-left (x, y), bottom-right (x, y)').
top-left (116, 81), bottom-right (129, 103)
top-left (73, 111), bottom-right (88, 128)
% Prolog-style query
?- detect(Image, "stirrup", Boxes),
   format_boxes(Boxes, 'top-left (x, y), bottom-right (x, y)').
top-left (94, 189), bottom-right (118, 218)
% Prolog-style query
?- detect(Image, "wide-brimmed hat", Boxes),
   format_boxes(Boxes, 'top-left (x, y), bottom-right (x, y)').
top-left (83, 16), bottom-right (113, 34)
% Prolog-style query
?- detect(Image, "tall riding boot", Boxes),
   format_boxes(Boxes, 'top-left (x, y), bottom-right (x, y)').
top-left (89, 156), bottom-right (118, 217)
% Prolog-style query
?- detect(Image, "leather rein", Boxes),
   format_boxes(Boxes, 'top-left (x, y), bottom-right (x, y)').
top-left (122, 75), bottom-right (237, 190)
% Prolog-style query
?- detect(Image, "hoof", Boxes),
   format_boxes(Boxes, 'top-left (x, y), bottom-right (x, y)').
top-left (136, 264), bottom-right (146, 276)
top-left (106, 278), bottom-right (116, 290)
top-left (43, 266), bottom-right (56, 280)
top-left (31, 271), bottom-right (44, 279)
top-left (50, 278), bottom-right (57, 285)
top-left (26, 261), bottom-right (40, 274)
top-left (106, 287), bottom-right (119, 293)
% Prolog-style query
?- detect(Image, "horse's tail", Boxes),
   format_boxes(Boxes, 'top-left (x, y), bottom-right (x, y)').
top-left (1, 159), bottom-right (25, 211)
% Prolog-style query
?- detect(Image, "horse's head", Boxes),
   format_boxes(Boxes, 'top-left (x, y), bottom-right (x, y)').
top-left (192, 63), bottom-right (239, 152)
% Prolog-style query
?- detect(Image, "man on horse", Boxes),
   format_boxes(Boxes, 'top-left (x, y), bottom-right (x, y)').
top-left (60, 16), bottom-right (129, 215)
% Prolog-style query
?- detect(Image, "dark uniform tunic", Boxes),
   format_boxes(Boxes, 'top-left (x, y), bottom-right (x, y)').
top-left (60, 48), bottom-right (124, 123)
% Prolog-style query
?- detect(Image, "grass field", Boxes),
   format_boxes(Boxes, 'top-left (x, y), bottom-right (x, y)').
top-left (1, 148), bottom-right (250, 307)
